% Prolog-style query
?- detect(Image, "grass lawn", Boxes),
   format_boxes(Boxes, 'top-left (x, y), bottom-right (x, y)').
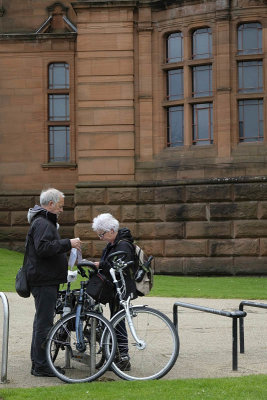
top-left (2, 247), bottom-right (267, 299)
top-left (1, 247), bottom-right (267, 399)
top-left (1, 375), bottom-right (267, 400)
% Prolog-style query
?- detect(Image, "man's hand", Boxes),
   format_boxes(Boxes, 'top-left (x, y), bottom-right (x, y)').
top-left (70, 238), bottom-right (81, 251)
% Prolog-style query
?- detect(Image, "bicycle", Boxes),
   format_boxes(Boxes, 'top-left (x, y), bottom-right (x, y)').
top-left (46, 260), bottom-right (117, 384)
top-left (105, 250), bottom-right (180, 380)
top-left (46, 252), bottom-right (179, 383)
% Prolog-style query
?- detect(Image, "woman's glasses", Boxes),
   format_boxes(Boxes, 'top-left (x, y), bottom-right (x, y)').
top-left (98, 231), bottom-right (107, 239)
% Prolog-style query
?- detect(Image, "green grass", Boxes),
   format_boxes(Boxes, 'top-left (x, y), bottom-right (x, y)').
top-left (1, 247), bottom-right (267, 399)
top-left (0, 248), bottom-right (24, 292)
top-left (1, 375), bottom-right (267, 400)
top-left (2, 247), bottom-right (267, 299)
top-left (151, 275), bottom-right (267, 299)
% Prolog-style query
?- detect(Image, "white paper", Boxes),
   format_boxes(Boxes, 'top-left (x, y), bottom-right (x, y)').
top-left (67, 270), bottom-right (78, 282)
top-left (68, 247), bottom-right (83, 269)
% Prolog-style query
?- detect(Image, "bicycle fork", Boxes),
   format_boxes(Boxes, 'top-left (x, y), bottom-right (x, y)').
top-left (110, 267), bottom-right (146, 350)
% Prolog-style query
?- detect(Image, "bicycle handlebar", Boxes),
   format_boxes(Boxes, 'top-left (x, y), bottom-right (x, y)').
top-left (77, 260), bottom-right (98, 278)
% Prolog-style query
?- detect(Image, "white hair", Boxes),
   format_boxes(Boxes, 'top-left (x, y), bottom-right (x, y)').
top-left (40, 188), bottom-right (64, 206)
top-left (92, 213), bottom-right (119, 233)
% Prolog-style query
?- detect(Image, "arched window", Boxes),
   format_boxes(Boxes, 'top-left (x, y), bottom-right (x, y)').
top-left (48, 63), bottom-right (70, 162)
top-left (238, 23), bottom-right (262, 55)
top-left (192, 27), bottom-right (212, 59)
top-left (166, 32), bottom-right (183, 63)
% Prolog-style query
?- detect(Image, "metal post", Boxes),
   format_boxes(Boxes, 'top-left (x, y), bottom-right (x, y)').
top-left (232, 318), bottom-right (238, 371)
top-left (0, 292), bottom-right (9, 384)
top-left (239, 303), bottom-right (245, 354)
top-left (239, 300), bottom-right (267, 355)
top-left (173, 301), bottom-right (246, 371)
top-left (90, 317), bottom-right (96, 374)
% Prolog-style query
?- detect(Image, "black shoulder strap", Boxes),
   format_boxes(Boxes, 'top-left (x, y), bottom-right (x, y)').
top-left (23, 217), bottom-right (43, 267)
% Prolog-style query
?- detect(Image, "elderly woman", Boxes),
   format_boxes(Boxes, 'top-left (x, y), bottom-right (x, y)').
top-left (92, 213), bottom-right (137, 371)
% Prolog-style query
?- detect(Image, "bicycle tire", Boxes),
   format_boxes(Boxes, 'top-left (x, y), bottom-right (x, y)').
top-left (46, 311), bottom-right (117, 383)
top-left (108, 306), bottom-right (179, 380)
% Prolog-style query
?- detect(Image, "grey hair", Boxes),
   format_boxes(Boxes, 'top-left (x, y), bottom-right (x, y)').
top-left (40, 188), bottom-right (64, 206)
top-left (92, 213), bottom-right (119, 233)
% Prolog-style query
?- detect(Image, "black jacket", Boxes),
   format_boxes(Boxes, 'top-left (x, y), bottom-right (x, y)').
top-left (26, 205), bottom-right (71, 287)
top-left (99, 228), bottom-right (137, 300)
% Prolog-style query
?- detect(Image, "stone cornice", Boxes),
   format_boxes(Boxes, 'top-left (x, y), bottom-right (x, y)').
top-left (0, 32), bottom-right (77, 41)
top-left (76, 175), bottom-right (267, 188)
top-left (72, 0), bottom-right (196, 11)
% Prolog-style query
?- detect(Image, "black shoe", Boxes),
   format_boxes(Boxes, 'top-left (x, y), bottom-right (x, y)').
top-left (31, 366), bottom-right (65, 377)
top-left (115, 355), bottom-right (131, 371)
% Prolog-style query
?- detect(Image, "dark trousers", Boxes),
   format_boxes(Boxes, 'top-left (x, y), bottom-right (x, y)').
top-left (31, 285), bottom-right (58, 369)
top-left (109, 297), bottom-right (129, 356)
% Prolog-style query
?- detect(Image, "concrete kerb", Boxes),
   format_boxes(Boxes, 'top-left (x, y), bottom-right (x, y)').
top-left (1, 293), bottom-right (267, 388)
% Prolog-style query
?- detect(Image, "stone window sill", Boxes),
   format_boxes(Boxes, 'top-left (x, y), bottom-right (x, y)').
top-left (42, 163), bottom-right (77, 170)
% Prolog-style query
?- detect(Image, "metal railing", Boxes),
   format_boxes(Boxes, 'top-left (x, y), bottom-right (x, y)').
top-left (0, 292), bottom-right (9, 384)
top-left (173, 301), bottom-right (246, 371)
top-left (239, 300), bottom-right (267, 354)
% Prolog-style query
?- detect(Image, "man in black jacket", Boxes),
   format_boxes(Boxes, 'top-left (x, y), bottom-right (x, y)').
top-left (26, 188), bottom-right (81, 377)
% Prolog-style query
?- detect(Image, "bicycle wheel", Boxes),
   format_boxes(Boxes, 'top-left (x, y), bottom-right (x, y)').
top-left (109, 306), bottom-right (179, 380)
top-left (46, 311), bottom-right (117, 383)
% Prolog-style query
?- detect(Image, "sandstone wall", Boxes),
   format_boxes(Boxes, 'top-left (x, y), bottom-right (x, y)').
top-left (75, 177), bottom-right (267, 276)
top-left (0, 192), bottom-right (75, 252)
top-left (2, 177), bottom-right (267, 276)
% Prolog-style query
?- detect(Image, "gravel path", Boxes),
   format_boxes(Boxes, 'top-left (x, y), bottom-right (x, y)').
top-left (1, 293), bottom-right (267, 388)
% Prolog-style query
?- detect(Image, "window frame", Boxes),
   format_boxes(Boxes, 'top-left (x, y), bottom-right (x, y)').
top-left (238, 99), bottom-right (263, 142)
top-left (235, 21), bottom-right (264, 145)
top-left (237, 22), bottom-right (262, 56)
top-left (46, 62), bottom-right (73, 165)
top-left (192, 102), bottom-right (213, 145)
top-left (192, 27), bottom-right (212, 60)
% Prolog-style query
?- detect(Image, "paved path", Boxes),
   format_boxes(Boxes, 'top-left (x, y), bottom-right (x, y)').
top-left (0, 293), bottom-right (267, 388)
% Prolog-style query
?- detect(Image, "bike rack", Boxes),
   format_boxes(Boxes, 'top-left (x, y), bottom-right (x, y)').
top-left (0, 292), bottom-right (9, 384)
top-left (173, 301), bottom-right (246, 371)
top-left (239, 300), bottom-right (267, 354)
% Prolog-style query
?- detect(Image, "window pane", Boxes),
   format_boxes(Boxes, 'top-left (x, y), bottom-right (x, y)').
top-left (49, 126), bottom-right (70, 162)
top-left (238, 61), bottom-right (263, 93)
top-left (238, 23), bottom-right (262, 55)
top-left (167, 69), bottom-right (184, 100)
top-left (167, 32), bottom-right (183, 63)
top-left (238, 99), bottom-right (263, 142)
top-left (192, 28), bottom-right (212, 59)
top-left (193, 103), bottom-right (213, 145)
top-left (167, 106), bottom-right (184, 146)
top-left (49, 94), bottom-right (69, 121)
top-left (192, 65), bottom-right (212, 97)
top-left (49, 63), bottom-right (69, 89)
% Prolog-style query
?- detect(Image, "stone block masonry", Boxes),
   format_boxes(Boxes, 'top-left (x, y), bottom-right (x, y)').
top-left (2, 176), bottom-right (267, 275)
top-left (0, 192), bottom-right (75, 253)
top-left (75, 177), bottom-right (267, 275)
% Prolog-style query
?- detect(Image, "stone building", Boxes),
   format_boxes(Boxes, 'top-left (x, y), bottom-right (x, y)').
top-left (1, 0), bottom-right (267, 275)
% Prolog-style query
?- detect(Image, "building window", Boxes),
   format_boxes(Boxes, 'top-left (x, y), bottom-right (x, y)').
top-left (192, 65), bottom-right (212, 97)
top-left (239, 99), bottom-right (263, 142)
top-left (166, 32), bottom-right (183, 63)
top-left (167, 69), bottom-right (184, 100)
top-left (164, 27), bottom-right (213, 148)
top-left (192, 28), bottom-right (212, 59)
top-left (167, 106), bottom-right (184, 147)
top-left (49, 126), bottom-right (70, 162)
top-left (49, 94), bottom-right (70, 121)
top-left (237, 23), bottom-right (262, 55)
top-left (48, 63), bottom-right (70, 162)
top-left (238, 61), bottom-right (263, 93)
top-left (193, 103), bottom-right (213, 145)
top-left (49, 63), bottom-right (69, 89)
